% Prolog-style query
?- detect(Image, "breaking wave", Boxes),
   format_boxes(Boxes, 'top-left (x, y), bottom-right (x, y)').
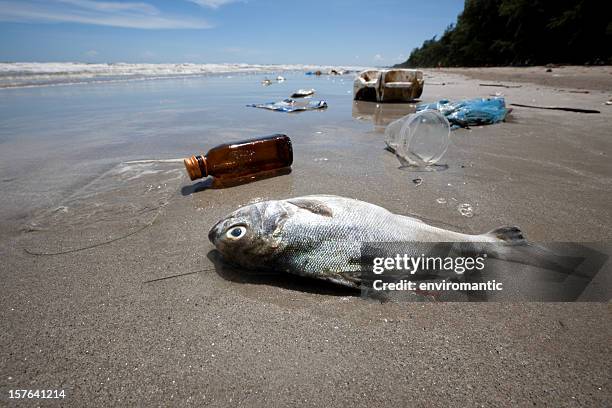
top-left (0, 62), bottom-right (364, 89)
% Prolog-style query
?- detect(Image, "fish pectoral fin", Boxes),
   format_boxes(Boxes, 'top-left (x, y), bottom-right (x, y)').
top-left (485, 226), bottom-right (526, 244)
top-left (287, 198), bottom-right (333, 217)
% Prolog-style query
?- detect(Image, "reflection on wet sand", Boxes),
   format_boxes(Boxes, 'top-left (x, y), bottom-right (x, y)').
top-left (181, 167), bottom-right (292, 195)
top-left (351, 100), bottom-right (416, 130)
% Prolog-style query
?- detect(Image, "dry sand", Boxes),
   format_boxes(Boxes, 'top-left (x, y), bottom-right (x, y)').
top-left (1, 67), bottom-right (611, 407)
top-left (444, 65), bottom-right (612, 92)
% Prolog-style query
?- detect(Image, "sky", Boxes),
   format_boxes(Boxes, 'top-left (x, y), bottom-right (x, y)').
top-left (0, 0), bottom-right (465, 66)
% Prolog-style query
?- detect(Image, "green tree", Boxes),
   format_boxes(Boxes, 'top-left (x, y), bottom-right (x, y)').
top-left (395, 0), bottom-right (611, 67)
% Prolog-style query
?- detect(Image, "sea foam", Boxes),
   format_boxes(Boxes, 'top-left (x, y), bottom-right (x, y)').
top-left (0, 62), bottom-right (365, 89)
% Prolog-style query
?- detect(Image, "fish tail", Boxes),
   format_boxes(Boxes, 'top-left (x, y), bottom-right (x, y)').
top-left (482, 226), bottom-right (583, 274)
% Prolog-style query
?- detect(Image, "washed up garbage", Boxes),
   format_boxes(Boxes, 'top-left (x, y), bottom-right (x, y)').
top-left (184, 134), bottom-right (293, 187)
top-left (305, 69), bottom-right (349, 76)
top-left (416, 97), bottom-right (508, 128)
top-left (354, 69), bottom-right (424, 102)
top-left (291, 88), bottom-right (315, 98)
top-left (385, 110), bottom-right (451, 169)
top-left (353, 70), bottom-right (380, 101)
top-left (247, 99), bottom-right (327, 112)
top-left (262, 76), bottom-right (285, 85)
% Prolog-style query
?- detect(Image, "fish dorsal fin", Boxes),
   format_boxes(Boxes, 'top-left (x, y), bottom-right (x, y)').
top-left (287, 198), bottom-right (333, 217)
top-left (486, 226), bottom-right (526, 244)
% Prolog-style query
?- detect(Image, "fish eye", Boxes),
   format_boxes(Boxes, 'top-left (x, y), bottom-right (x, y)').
top-left (226, 225), bottom-right (247, 240)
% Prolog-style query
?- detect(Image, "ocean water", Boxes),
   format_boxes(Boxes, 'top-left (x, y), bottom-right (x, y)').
top-left (0, 70), bottom-right (376, 237)
top-left (0, 62), bottom-right (364, 88)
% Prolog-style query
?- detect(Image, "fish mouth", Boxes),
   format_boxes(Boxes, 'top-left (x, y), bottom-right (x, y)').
top-left (208, 219), bottom-right (225, 245)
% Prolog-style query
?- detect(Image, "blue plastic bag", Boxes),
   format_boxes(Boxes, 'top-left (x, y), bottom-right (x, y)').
top-left (416, 97), bottom-right (508, 128)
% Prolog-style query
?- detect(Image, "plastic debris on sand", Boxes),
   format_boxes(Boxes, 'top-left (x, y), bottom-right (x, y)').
top-left (354, 69), bottom-right (424, 103)
top-left (247, 99), bottom-right (327, 112)
top-left (417, 97), bottom-right (508, 128)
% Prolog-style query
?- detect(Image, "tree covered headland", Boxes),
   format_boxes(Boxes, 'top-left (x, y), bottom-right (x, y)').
top-left (395, 0), bottom-right (611, 67)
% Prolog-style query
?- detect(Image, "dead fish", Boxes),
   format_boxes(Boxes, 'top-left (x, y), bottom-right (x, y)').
top-left (209, 195), bottom-right (574, 288)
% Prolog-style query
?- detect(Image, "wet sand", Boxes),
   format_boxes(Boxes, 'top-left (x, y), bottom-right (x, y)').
top-left (1, 69), bottom-right (611, 406)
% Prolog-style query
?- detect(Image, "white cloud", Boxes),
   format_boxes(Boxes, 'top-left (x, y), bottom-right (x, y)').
top-left (84, 49), bottom-right (99, 56)
top-left (0, 0), bottom-right (212, 29)
top-left (187, 0), bottom-right (241, 9)
top-left (373, 54), bottom-right (383, 61)
top-left (58, 0), bottom-right (159, 15)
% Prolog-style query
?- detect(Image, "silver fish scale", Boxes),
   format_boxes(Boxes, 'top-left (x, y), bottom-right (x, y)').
top-left (210, 195), bottom-right (502, 288)
top-left (270, 195), bottom-right (476, 286)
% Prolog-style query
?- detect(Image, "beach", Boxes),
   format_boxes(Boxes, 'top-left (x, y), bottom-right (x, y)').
top-left (1, 66), bottom-right (611, 406)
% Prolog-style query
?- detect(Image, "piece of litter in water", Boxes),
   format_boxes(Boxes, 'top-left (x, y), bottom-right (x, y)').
top-left (313, 157), bottom-right (328, 162)
top-left (412, 178), bottom-right (423, 186)
top-left (436, 198), bottom-right (447, 204)
top-left (457, 203), bottom-right (474, 217)
top-left (247, 99), bottom-right (327, 113)
top-left (291, 88), bottom-right (315, 98)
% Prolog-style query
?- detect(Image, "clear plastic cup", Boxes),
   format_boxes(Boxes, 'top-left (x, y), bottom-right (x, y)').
top-left (385, 110), bottom-right (451, 170)
top-left (384, 116), bottom-right (407, 152)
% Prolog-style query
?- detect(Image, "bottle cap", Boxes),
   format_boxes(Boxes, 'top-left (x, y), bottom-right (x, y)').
top-left (183, 155), bottom-right (207, 180)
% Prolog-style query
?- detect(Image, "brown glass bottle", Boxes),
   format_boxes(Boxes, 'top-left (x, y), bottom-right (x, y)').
top-left (184, 134), bottom-right (293, 182)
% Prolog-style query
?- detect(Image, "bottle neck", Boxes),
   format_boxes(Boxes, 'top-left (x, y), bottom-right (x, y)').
top-left (183, 155), bottom-right (208, 180)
